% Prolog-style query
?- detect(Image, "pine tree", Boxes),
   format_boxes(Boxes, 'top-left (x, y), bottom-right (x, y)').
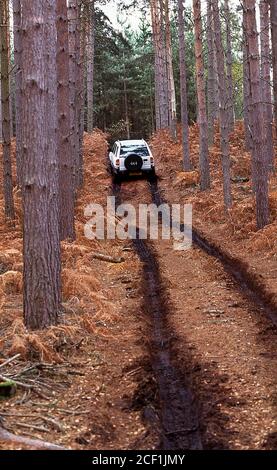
top-left (207, 0), bottom-right (218, 146)
top-left (192, 0), bottom-right (211, 190)
top-left (68, 0), bottom-right (79, 190)
top-left (260, 0), bottom-right (274, 171)
top-left (269, 0), bottom-right (277, 138)
top-left (87, 0), bottom-right (95, 134)
top-left (177, 0), bottom-right (191, 170)
top-left (150, 0), bottom-right (169, 129)
top-left (0, 0), bottom-right (15, 220)
top-left (224, 0), bottom-right (235, 133)
top-left (164, 0), bottom-right (177, 140)
top-left (243, 0), bottom-right (269, 229)
top-left (212, 0), bottom-right (232, 209)
top-left (12, 0), bottom-right (22, 186)
top-left (21, 0), bottom-right (61, 329)
top-left (57, 0), bottom-right (75, 241)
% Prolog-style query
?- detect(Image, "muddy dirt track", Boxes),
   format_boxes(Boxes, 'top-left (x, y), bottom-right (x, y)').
top-left (113, 175), bottom-right (277, 450)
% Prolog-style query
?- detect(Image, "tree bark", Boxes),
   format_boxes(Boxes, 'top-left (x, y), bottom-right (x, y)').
top-left (260, 0), bottom-right (274, 171)
top-left (177, 0), bottom-right (191, 170)
top-left (243, 0), bottom-right (269, 229)
top-left (207, 0), bottom-right (218, 146)
top-left (212, 0), bottom-right (232, 209)
top-left (21, 0), bottom-right (61, 329)
top-left (269, 0), bottom-right (277, 137)
top-left (87, 0), bottom-right (95, 134)
top-left (0, 0), bottom-right (15, 220)
top-left (123, 54), bottom-right (131, 140)
top-left (192, 0), bottom-right (211, 190)
top-left (75, 1), bottom-right (83, 188)
top-left (158, 0), bottom-right (170, 128)
top-left (68, 0), bottom-right (79, 191)
top-left (150, 0), bottom-right (169, 129)
top-left (57, 0), bottom-right (75, 241)
top-left (150, 0), bottom-right (162, 130)
top-left (12, 0), bottom-right (23, 186)
top-left (164, 0), bottom-right (177, 140)
top-left (0, 82), bottom-right (2, 142)
top-left (79, 7), bottom-right (86, 188)
top-left (243, 27), bottom-right (252, 151)
top-left (224, 0), bottom-right (235, 132)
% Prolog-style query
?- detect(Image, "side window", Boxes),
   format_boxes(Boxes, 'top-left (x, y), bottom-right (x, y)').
top-left (112, 144), bottom-right (116, 154)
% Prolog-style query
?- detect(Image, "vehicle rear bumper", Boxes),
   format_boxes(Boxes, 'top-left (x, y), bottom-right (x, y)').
top-left (116, 168), bottom-right (155, 176)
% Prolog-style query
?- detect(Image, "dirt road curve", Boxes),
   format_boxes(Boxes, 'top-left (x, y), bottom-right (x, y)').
top-left (115, 176), bottom-right (276, 450)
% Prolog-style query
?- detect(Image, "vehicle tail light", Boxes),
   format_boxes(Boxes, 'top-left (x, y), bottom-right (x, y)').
top-left (150, 157), bottom-right (154, 164)
top-left (115, 159), bottom-right (120, 166)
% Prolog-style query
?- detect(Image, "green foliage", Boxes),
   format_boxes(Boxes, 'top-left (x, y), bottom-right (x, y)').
top-left (94, 1), bottom-right (243, 137)
top-left (94, 5), bottom-right (198, 138)
top-left (107, 119), bottom-right (131, 142)
top-left (0, 380), bottom-right (17, 399)
top-left (232, 61), bottom-right (244, 118)
top-left (94, 9), bottom-right (155, 138)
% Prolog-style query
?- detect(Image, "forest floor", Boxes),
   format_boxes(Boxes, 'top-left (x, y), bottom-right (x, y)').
top-left (0, 132), bottom-right (159, 450)
top-left (0, 126), bottom-right (276, 450)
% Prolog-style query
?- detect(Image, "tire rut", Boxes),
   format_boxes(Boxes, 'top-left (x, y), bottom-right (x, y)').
top-left (112, 179), bottom-right (203, 450)
top-left (149, 179), bottom-right (277, 328)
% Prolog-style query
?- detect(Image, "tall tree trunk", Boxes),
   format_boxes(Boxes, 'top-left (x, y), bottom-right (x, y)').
top-left (68, 0), bottom-right (79, 191)
top-left (0, 0), bottom-right (15, 220)
top-left (87, 0), bottom-right (95, 134)
top-left (79, 7), bottom-right (86, 184)
top-left (270, 0), bottom-right (277, 138)
top-left (150, 0), bottom-right (162, 130)
top-left (207, 0), bottom-right (218, 146)
top-left (57, 0), bottom-right (75, 241)
top-left (177, 0), bottom-right (191, 170)
top-left (123, 55), bottom-right (131, 139)
top-left (76, 1), bottom-right (84, 188)
top-left (21, 0), bottom-right (61, 329)
top-left (224, 0), bottom-right (235, 132)
top-left (164, 0), bottom-right (177, 140)
top-left (0, 82), bottom-right (2, 142)
top-left (149, 70), bottom-right (155, 134)
top-left (260, 0), bottom-right (274, 171)
top-left (9, 76), bottom-right (14, 138)
top-left (150, 0), bottom-right (169, 129)
top-left (192, 0), bottom-right (210, 190)
top-left (243, 28), bottom-right (252, 151)
top-left (244, 0), bottom-right (269, 229)
top-left (158, 0), bottom-right (170, 128)
top-left (13, 0), bottom-right (23, 186)
top-left (212, 0), bottom-right (232, 210)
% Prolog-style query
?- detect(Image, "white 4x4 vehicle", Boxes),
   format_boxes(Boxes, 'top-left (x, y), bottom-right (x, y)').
top-left (109, 140), bottom-right (155, 180)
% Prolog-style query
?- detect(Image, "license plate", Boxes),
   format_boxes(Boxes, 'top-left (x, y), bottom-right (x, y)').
top-left (129, 171), bottom-right (142, 176)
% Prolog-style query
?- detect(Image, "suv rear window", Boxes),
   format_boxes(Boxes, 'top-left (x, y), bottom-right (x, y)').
top-left (120, 145), bottom-right (149, 157)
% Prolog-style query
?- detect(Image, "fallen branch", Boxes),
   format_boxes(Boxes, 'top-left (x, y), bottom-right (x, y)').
top-left (0, 374), bottom-right (32, 390)
top-left (56, 408), bottom-right (90, 416)
top-left (91, 252), bottom-right (124, 263)
top-left (16, 422), bottom-right (49, 433)
top-left (0, 412), bottom-right (39, 418)
top-left (0, 354), bottom-right (21, 370)
top-left (0, 427), bottom-right (65, 450)
top-left (41, 416), bottom-right (64, 433)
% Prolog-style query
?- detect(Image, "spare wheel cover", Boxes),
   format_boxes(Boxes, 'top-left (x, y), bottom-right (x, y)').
top-left (124, 153), bottom-right (143, 171)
